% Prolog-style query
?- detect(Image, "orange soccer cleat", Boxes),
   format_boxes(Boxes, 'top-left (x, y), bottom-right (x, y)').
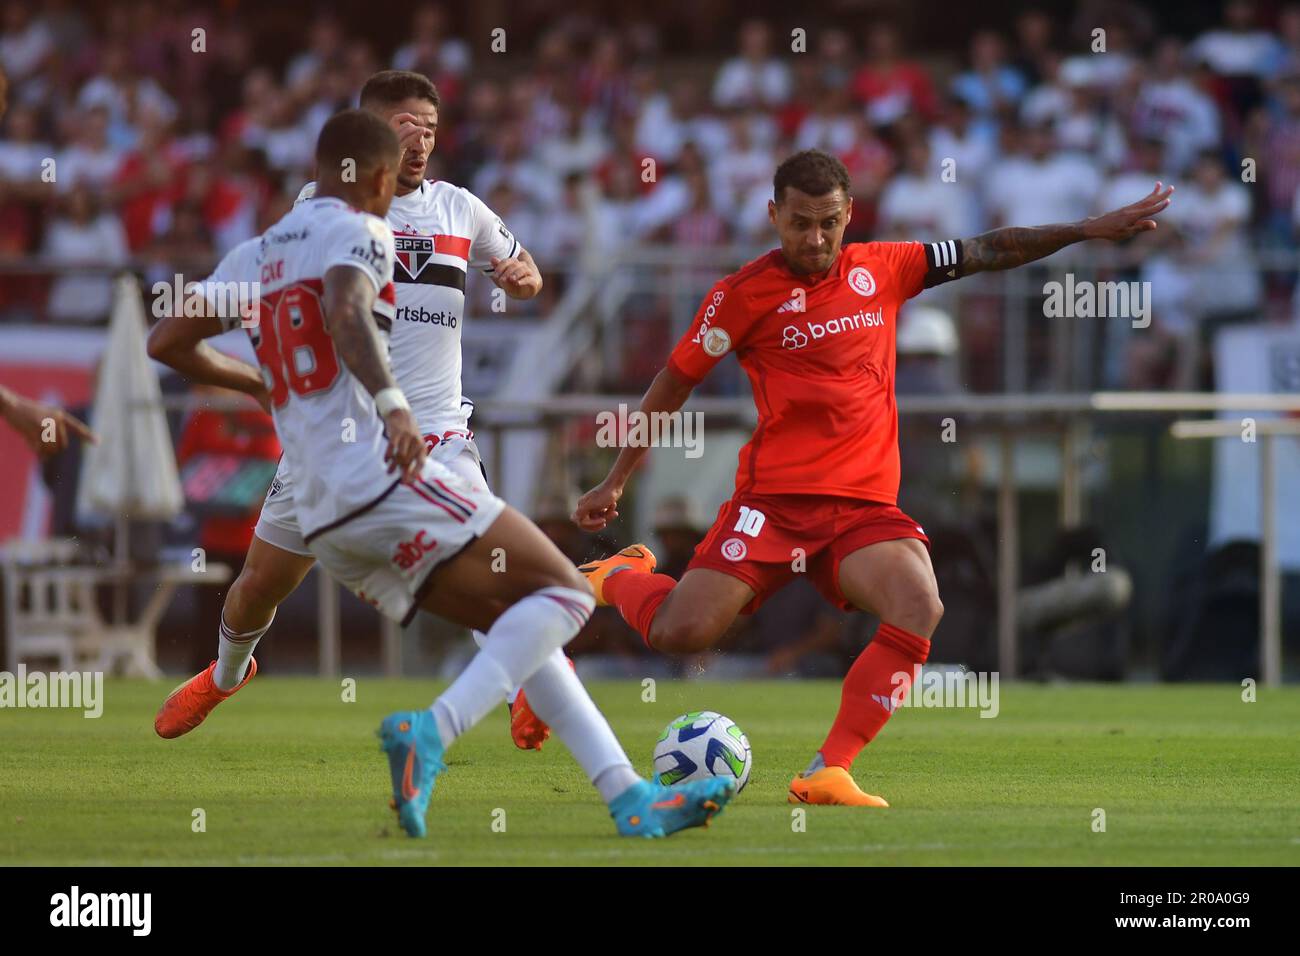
top-left (509, 689), bottom-right (551, 751)
top-left (154, 659), bottom-right (257, 739)
top-left (787, 766), bottom-right (890, 807)
top-left (578, 544), bottom-right (657, 606)
top-left (509, 656), bottom-right (579, 750)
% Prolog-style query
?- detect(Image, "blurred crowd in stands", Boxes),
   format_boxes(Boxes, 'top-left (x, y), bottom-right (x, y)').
top-left (2, 1), bottom-right (1299, 386)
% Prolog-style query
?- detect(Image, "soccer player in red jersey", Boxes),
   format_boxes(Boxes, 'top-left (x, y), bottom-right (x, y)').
top-left (573, 149), bottom-right (1173, 805)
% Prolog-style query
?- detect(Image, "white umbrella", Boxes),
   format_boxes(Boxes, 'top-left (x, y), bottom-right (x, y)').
top-left (76, 274), bottom-right (184, 616)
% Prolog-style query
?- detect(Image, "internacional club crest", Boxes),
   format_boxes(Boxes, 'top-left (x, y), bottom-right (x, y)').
top-left (721, 537), bottom-right (748, 561)
top-left (847, 266), bottom-right (877, 297)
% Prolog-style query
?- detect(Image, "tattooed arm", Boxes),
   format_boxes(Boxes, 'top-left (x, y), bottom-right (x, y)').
top-left (950, 183), bottom-right (1174, 281)
top-left (321, 264), bottom-right (426, 480)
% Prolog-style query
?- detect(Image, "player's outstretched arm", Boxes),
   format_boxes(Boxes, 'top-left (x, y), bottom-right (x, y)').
top-left (146, 314), bottom-right (269, 409)
top-left (951, 182), bottom-right (1174, 282)
top-left (0, 385), bottom-right (97, 459)
top-left (321, 264), bottom-right (426, 481)
top-left (573, 366), bottom-right (695, 532)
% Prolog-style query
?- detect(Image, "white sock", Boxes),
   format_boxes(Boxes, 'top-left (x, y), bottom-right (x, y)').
top-left (519, 649), bottom-right (641, 804)
top-left (214, 610), bottom-right (273, 691)
top-left (431, 586), bottom-right (593, 747)
top-left (472, 628), bottom-right (519, 705)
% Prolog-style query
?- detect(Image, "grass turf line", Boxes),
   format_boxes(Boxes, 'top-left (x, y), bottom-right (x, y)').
top-left (1, 679), bottom-right (1297, 866)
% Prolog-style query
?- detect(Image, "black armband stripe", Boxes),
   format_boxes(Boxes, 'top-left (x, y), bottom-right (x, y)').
top-left (924, 239), bottom-right (962, 286)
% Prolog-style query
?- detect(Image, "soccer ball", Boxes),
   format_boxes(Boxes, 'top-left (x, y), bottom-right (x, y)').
top-left (653, 710), bottom-right (752, 792)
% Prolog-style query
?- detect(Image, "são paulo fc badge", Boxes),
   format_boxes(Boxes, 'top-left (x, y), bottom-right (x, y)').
top-left (720, 537), bottom-right (748, 561)
top-left (847, 266), bottom-right (877, 297)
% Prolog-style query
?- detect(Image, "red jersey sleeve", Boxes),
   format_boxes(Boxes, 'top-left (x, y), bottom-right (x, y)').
top-left (666, 278), bottom-right (757, 384)
top-left (870, 241), bottom-right (929, 301)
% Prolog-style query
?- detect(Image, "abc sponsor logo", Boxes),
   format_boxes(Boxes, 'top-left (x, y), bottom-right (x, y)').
top-left (393, 530), bottom-right (438, 571)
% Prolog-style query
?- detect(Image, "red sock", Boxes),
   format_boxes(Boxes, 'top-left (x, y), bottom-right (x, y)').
top-left (604, 571), bottom-right (675, 647)
top-left (818, 622), bottom-right (931, 769)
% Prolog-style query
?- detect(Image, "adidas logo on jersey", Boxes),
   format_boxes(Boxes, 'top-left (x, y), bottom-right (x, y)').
top-left (396, 305), bottom-right (458, 328)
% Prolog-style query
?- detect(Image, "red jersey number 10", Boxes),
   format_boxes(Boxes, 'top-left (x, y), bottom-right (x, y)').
top-left (248, 283), bottom-right (341, 408)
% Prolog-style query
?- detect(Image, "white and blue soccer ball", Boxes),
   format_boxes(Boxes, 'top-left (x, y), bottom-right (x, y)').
top-left (653, 710), bottom-right (752, 792)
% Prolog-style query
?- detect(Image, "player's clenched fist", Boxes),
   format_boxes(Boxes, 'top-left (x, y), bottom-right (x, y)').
top-left (383, 407), bottom-right (427, 482)
top-left (573, 480), bottom-right (623, 531)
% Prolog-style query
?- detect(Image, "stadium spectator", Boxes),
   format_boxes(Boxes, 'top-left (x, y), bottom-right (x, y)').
top-left (930, 95), bottom-right (997, 190)
top-left (983, 122), bottom-right (1102, 243)
top-left (393, 3), bottom-right (471, 78)
top-left (1165, 150), bottom-right (1262, 333)
top-left (1130, 38), bottom-right (1222, 174)
top-left (42, 185), bottom-right (127, 324)
top-left (55, 106), bottom-right (122, 193)
top-left (878, 138), bottom-right (979, 241)
top-left (1259, 74), bottom-right (1300, 247)
top-left (0, 2), bottom-right (53, 84)
top-left (951, 29), bottom-right (1028, 119)
top-left (850, 23), bottom-right (938, 124)
top-left (1010, 8), bottom-right (1059, 87)
top-left (712, 19), bottom-right (791, 110)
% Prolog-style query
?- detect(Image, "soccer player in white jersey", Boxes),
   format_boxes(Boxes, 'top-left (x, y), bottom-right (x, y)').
top-left (149, 71), bottom-right (551, 749)
top-left (152, 109), bottom-right (734, 838)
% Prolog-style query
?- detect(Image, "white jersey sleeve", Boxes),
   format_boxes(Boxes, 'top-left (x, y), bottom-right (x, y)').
top-left (200, 237), bottom-right (262, 331)
top-left (463, 187), bottom-right (521, 274)
top-left (323, 212), bottom-right (397, 305)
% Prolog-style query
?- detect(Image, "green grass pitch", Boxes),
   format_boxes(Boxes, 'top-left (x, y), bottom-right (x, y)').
top-left (2, 678), bottom-right (1297, 866)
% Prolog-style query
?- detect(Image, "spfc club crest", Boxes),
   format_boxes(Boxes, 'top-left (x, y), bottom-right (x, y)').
top-left (395, 234), bottom-right (436, 280)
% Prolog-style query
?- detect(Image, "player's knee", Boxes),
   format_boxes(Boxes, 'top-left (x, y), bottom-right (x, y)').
top-left (536, 562), bottom-right (591, 596)
top-left (880, 586), bottom-right (943, 637)
top-left (648, 616), bottom-right (720, 655)
top-left (225, 565), bottom-right (286, 626)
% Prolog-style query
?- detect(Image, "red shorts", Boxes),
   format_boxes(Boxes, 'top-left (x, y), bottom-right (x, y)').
top-left (687, 494), bottom-right (930, 613)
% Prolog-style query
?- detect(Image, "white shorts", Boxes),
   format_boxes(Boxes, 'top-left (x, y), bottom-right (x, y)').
top-left (304, 456), bottom-right (505, 625)
top-left (253, 432), bottom-right (490, 557)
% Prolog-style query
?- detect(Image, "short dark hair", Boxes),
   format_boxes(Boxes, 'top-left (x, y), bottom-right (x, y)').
top-left (360, 70), bottom-right (440, 111)
top-left (315, 109), bottom-right (400, 177)
top-left (773, 149), bottom-right (851, 203)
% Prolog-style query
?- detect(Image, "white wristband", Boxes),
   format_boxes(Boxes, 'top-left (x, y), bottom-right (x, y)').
top-left (374, 388), bottom-right (410, 417)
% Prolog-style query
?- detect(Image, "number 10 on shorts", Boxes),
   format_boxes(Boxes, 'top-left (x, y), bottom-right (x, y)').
top-left (733, 506), bottom-right (766, 537)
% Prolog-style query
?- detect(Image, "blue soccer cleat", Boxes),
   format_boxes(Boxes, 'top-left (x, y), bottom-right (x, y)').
top-left (610, 777), bottom-right (737, 839)
top-left (377, 710), bottom-right (447, 838)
